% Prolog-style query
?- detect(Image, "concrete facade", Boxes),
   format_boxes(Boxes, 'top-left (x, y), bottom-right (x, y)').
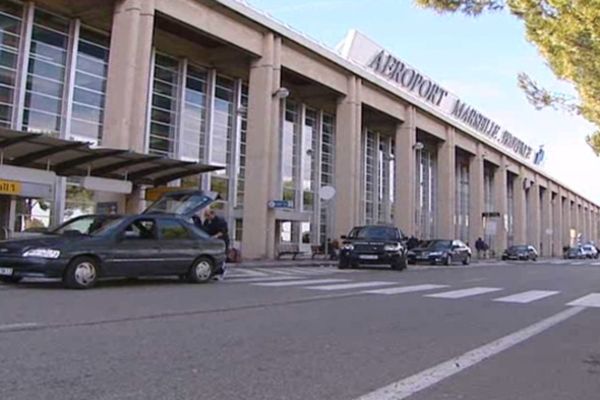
top-left (1, 0), bottom-right (599, 259)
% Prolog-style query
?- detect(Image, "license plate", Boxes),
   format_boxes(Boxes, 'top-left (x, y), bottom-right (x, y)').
top-left (359, 255), bottom-right (378, 260)
top-left (0, 267), bottom-right (13, 276)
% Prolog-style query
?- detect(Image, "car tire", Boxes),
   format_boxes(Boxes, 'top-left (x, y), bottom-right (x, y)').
top-left (63, 256), bottom-right (99, 289)
top-left (187, 256), bottom-right (214, 284)
top-left (0, 276), bottom-right (22, 284)
top-left (443, 255), bottom-right (451, 266)
top-left (462, 256), bottom-right (470, 266)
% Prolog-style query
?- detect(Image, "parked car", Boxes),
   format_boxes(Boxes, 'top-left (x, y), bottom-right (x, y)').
top-left (501, 245), bottom-right (538, 261)
top-left (0, 190), bottom-right (226, 289)
top-left (581, 244), bottom-right (599, 259)
top-left (338, 225), bottom-right (407, 270)
top-left (564, 246), bottom-right (586, 259)
top-left (407, 239), bottom-right (472, 266)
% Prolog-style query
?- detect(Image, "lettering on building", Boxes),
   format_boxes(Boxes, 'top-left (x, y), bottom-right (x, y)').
top-left (368, 50), bottom-right (449, 107)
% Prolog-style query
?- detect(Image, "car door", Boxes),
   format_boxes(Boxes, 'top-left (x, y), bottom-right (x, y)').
top-left (450, 241), bottom-right (461, 263)
top-left (104, 217), bottom-right (162, 277)
top-left (156, 218), bottom-right (197, 275)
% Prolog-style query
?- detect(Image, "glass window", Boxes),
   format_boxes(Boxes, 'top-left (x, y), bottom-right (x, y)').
top-left (236, 83), bottom-right (248, 208)
top-left (159, 219), bottom-right (190, 240)
top-left (149, 54), bottom-right (179, 156)
top-left (122, 219), bottom-right (157, 240)
top-left (282, 100), bottom-right (298, 204)
top-left (70, 27), bottom-right (109, 142)
top-left (181, 64), bottom-right (208, 161)
top-left (320, 113), bottom-right (335, 244)
top-left (0, 1), bottom-right (22, 127)
top-left (212, 75), bottom-right (234, 167)
top-left (22, 9), bottom-right (69, 134)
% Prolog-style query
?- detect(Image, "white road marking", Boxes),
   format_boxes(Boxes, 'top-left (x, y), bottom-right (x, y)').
top-left (494, 290), bottom-right (560, 304)
top-left (285, 267), bottom-right (330, 275)
top-left (225, 269), bottom-right (269, 278)
top-left (567, 293), bottom-right (600, 308)
top-left (305, 281), bottom-right (396, 291)
top-left (425, 287), bottom-right (503, 299)
top-left (591, 262), bottom-right (600, 266)
top-left (253, 279), bottom-right (349, 287)
top-left (355, 306), bottom-right (585, 400)
top-left (0, 322), bottom-right (39, 332)
top-left (223, 276), bottom-right (300, 284)
top-left (362, 284), bottom-right (449, 295)
top-left (252, 268), bottom-right (298, 275)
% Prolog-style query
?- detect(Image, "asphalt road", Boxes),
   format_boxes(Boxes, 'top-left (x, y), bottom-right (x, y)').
top-left (1, 259), bottom-right (600, 400)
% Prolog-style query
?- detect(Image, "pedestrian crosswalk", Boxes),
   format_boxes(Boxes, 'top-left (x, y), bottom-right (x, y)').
top-left (224, 270), bottom-right (600, 309)
top-left (225, 266), bottom-right (351, 280)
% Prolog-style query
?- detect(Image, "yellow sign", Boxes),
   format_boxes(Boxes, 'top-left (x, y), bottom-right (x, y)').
top-left (0, 180), bottom-right (21, 195)
top-left (145, 186), bottom-right (182, 202)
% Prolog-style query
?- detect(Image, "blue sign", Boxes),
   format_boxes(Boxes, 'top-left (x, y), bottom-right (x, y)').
top-left (267, 200), bottom-right (294, 209)
top-left (533, 146), bottom-right (545, 165)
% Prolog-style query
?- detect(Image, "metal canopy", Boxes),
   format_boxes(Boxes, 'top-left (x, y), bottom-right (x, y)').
top-left (0, 128), bottom-right (223, 186)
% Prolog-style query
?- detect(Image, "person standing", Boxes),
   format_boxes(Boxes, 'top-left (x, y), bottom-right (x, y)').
top-left (201, 209), bottom-right (230, 279)
top-left (475, 237), bottom-right (485, 259)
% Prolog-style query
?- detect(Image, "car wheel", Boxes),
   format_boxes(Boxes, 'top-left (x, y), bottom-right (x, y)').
top-left (187, 257), bottom-right (214, 283)
top-left (0, 276), bottom-right (22, 284)
top-left (443, 255), bottom-right (451, 266)
top-left (462, 256), bottom-right (470, 266)
top-left (63, 256), bottom-right (99, 289)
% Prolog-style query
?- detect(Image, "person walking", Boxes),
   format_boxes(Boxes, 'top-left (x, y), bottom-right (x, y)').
top-left (475, 237), bottom-right (485, 260)
top-left (201, 209), bottom-right (230, 279)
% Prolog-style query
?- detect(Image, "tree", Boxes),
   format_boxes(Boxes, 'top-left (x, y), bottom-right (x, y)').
top-left (414, 0), bottom-right (600, 155)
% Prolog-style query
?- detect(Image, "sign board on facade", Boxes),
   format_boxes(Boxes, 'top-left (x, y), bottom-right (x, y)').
top-left (267, 200), bottom-right (294, 209)
top-left (145, 186), bottom-right (183, 202)
top-left (338, 30), bottom-right (534, 162)
top-left (482, 211), bottom-right (501, 218)
top-left (0, 179), bottom-right (21, 195)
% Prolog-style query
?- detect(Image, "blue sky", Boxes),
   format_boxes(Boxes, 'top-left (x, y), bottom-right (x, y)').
top-left (246, 0), bottom-right (600, 202)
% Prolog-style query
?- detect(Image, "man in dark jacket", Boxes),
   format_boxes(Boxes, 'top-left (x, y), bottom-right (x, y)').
top-left (201, 209), bottom-right (229, 278)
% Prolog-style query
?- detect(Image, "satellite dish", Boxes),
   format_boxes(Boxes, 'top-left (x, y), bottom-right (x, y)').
top-left (319, 185), bottom-right (336, 201)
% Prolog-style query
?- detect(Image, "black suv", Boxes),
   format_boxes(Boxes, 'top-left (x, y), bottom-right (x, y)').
top-left (339, 225), bottom-right (408, 270)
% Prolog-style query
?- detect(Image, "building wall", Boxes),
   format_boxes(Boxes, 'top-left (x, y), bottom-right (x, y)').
top-left (2, 0), bottom-right (599, 259)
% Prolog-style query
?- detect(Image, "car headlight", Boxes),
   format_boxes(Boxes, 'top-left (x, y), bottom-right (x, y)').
top-left (342, 244), bottom-right (354, 251)
top-left (429, 251), bottom-right (442, 257)
top-left (384, 243), bottom-right (403, 252)
top-left (23, 248), bottom-right (61, 259)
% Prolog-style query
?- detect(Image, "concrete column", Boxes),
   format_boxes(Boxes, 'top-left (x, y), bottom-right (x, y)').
top-left (103, 0), bottom-right (155, 151)
top-left (513, 168), bottom-right (527, 244)
top-left (553, 189), bottom-right (563, 256)
top-left (334, 76), bottom-right (362, 238)
top-left (102, 0), bottom-right (155, 214)
top-left (529, 181), bottom-right (541, 250)
top-left (437, 127), bottom-right (455, 238)
top-left (241, 33), bottom-right (282, 259)
top-left (468, 144), bottom-right (484, 248)
top-left (493, 155), bottom-right (508, 255)
top-left (394, 106), bottom-right (416, 235)
top-left (542, 187), bottom-right (552, 256)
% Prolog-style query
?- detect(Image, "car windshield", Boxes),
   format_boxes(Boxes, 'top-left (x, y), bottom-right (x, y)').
top-left (144, 192), bottom-right (214, 216)
top-left (348, 226), bottom-right (398, 240)
top-left (510, 246), bottom-right (529, 251)
top-left (51, 215), bottom-right (121, 236)
top-left (426, 240), bottom-right (452, 250)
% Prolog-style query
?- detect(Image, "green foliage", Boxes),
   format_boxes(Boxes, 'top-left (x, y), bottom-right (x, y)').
top-left (415, 0), bottom-right (600, 155)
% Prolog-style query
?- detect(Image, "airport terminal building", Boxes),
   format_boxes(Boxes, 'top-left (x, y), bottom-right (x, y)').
top-left (0, 0), bottom-right (598, 259)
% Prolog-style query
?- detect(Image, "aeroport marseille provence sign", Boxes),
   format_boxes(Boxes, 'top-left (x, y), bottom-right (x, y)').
top-left (338, 31), bottom-right (534, 161)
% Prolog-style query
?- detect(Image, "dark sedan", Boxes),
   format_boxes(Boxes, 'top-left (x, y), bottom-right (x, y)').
top-left (407, 239), bottom-right (471, 266)
top-left (0, 190), bottom-right (226, 289)
top-left (338, 225), bottom-right (408, 270)
top-left (501, 245), bottom-right (538, 261)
